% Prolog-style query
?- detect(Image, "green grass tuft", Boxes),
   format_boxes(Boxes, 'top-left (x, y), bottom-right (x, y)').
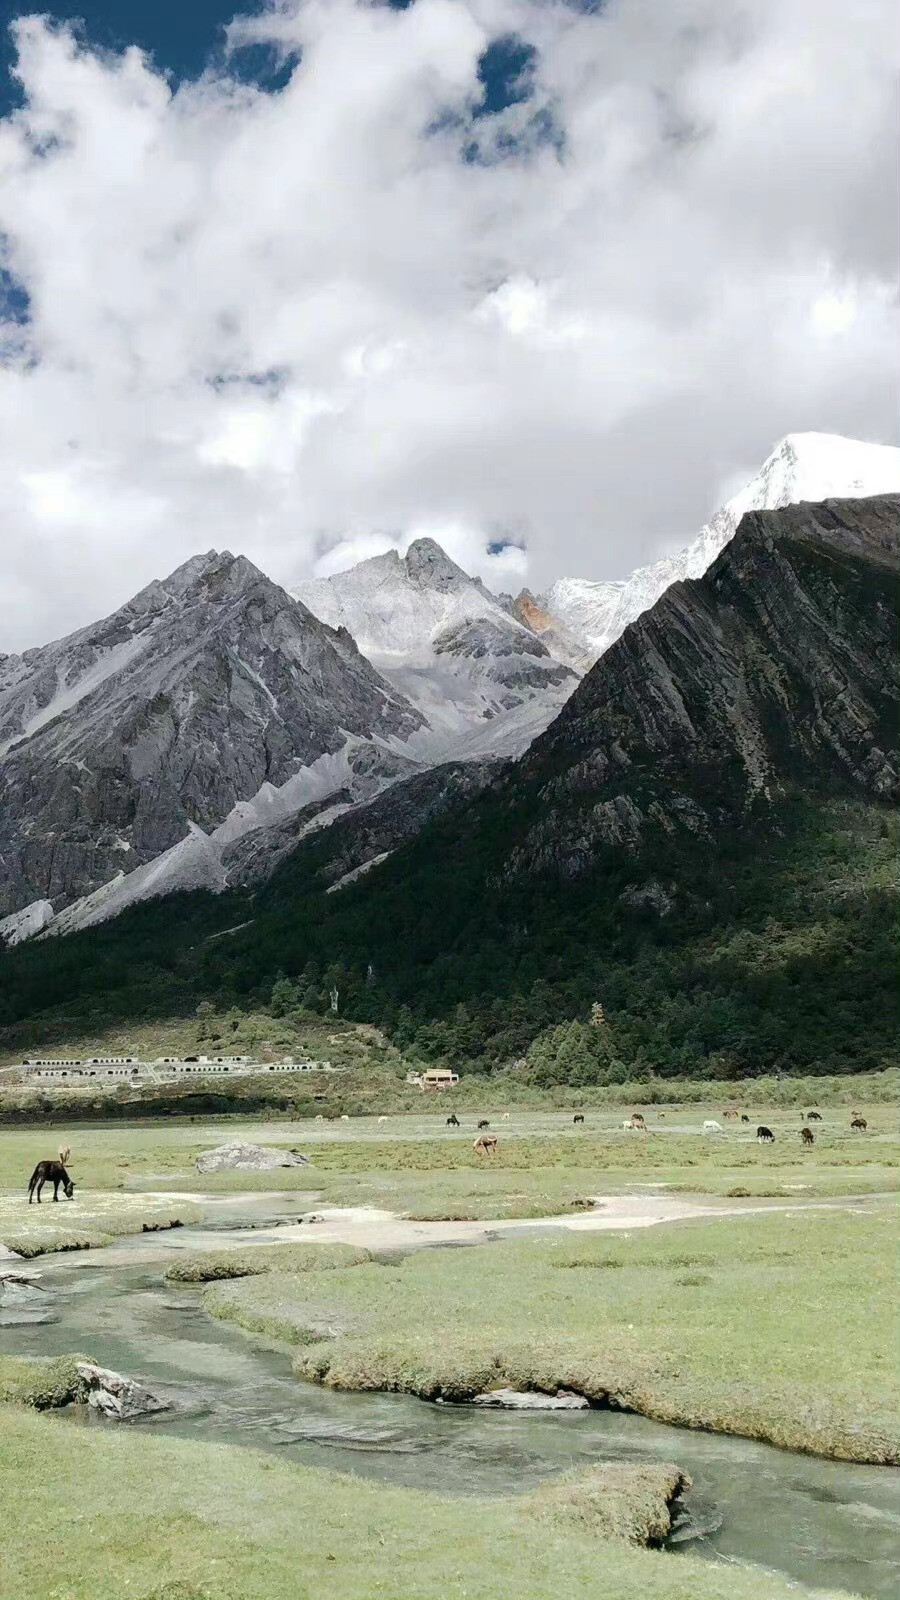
top-left (0, 1354), bottom-right (87, 1409)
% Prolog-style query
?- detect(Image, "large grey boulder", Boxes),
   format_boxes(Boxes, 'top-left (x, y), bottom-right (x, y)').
top-left (195, 1141), bottom-right (310, 1174)
top-left (76, 1362), bottom-right (168, 1420)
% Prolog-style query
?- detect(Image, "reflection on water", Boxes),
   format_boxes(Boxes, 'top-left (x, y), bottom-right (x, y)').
top-left (4, 1205), bottom-right (899, 1600)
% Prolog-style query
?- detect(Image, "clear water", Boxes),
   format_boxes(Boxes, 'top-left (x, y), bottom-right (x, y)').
top-left (4, 1200), bottom-right (898, 1599)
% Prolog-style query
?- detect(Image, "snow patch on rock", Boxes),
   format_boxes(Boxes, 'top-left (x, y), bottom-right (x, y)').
top-left (0, 899), bottom-right (55, 946)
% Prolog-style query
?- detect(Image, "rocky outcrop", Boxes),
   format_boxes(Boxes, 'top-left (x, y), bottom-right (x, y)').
top-left (511, 590), bottom-right (596, 674)
top-left (76, 1362), bottom-right (169, 1420)
top-left (0, 551), bottom-right (424, 917)
top-left (195, 1142), bottom-right (310, 1174)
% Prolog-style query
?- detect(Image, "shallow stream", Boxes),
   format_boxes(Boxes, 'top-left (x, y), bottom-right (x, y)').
top-left (3, 1193), bottom-right (898, 1599)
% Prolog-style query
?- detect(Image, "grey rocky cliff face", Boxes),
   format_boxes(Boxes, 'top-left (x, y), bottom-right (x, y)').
top-left (0, 551), bottom-right (424, 916)
top-left (504, 495), bottom-right (900, 879)
top-left (432, 616), bottom-right (574, 698)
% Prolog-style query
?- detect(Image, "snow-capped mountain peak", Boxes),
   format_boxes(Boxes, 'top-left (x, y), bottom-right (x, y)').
top-left (293, 541), bottom-right (576, 755)
top-left (294, 539), bottom-right (505, 664)
top-left (540, 432), bottom-right (900, 663)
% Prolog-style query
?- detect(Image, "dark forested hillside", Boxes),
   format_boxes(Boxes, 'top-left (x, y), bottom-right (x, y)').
top-left (2, 496), bottom-right (898, 1082)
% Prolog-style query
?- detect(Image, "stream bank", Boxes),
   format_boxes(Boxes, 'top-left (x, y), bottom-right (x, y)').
top-left (2, 1191), bottom-right (898, 1598)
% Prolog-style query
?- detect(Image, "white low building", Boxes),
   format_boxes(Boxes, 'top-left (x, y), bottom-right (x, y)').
top-left (19, 1055), bottom-right (337, 1082)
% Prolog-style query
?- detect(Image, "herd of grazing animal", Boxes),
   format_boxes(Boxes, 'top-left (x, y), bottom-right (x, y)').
top-left (18, 1104), bottom-right (877, 1201)
top-left (452, 1109), bottom-right (873, 1152)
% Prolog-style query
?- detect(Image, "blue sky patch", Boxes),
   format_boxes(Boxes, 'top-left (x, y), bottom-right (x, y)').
top-left (0, 263), bottom-right (30, 324)
top-left (475, 34), bottom-right (537, 118)
top-left (0, 3), bottom-right (294, 116)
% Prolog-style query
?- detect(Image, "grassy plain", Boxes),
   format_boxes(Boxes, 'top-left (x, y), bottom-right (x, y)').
top-left (0, 1105), bottom-right (895, 1597)
top-left (0, 1403), bottom-right (861, 1600)
top-left (193, 1205), bottom-right (899, 1465)
top-left (1, 1105), bottom-right (895, 1225)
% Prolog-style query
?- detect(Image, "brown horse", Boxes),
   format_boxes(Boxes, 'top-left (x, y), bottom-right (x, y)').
top-left (27, 1161), bottom-right (75, 1203)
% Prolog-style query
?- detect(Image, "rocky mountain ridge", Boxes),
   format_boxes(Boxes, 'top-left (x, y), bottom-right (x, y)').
top-left (504, 494), bottom-right (900, 880)
top-left (3, 432), bottom-right (898, 944)
top-left (0, 550), bottom-right (425, 921)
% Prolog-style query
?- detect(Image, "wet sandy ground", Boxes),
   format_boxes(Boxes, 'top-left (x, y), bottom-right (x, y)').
top-left (85, 1187), bottom-right (892, 1266)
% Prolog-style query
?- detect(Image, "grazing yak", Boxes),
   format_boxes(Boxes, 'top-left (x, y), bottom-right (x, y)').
top-left (27, 1161), bottom-right (75, 1204)
top-left (757, 1126), bottom-right (775, 1143)
top-left (473, 1134), bottom-right (498, 1156)
top-left (801, 1128), bottom-right (815, 1146)
top-left (851, 1117), bottom-right (868, 1133)
top-left (477, 1119), bottom-right (490, 1130)
top-left (741, 1115), bottom-right (750, 1124)
top-left (446, 1114), bottom-right (460, 1127)
top-left (573, 1114), bottom-right (585, 1125)
top-left (806, 1111), bottom-right (822, 1122)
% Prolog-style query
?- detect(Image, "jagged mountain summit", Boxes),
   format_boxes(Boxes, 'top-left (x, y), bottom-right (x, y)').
top-left (293, 536), bottom-right (576, 757)
top-left (0, 550), bottom-right (426, 923)
top-left (538, 433), bottom-right (900, 665)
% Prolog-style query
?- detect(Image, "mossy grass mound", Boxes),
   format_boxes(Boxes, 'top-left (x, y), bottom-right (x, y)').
top-left (167, 1242), bottom-right (370, 1283)
top-left (0, 1354), bottom-right (87, 1409)
top-left (0, 1193), bottom-right (202, 1257)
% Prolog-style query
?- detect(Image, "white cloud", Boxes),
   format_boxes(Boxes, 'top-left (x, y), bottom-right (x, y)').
top-left (0, 0), bottom-right (897, 650)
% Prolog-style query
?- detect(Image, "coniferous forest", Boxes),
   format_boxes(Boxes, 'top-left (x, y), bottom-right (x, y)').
top-left (1, 792), bottom-right (896, 1083)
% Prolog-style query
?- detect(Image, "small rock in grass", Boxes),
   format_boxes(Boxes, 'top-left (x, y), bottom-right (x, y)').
top-left (471, 1388), bottom-right (589, 1411)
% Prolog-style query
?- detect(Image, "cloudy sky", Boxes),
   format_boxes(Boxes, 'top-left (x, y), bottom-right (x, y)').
top-left (0, 0), bottom-right (896, 650)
